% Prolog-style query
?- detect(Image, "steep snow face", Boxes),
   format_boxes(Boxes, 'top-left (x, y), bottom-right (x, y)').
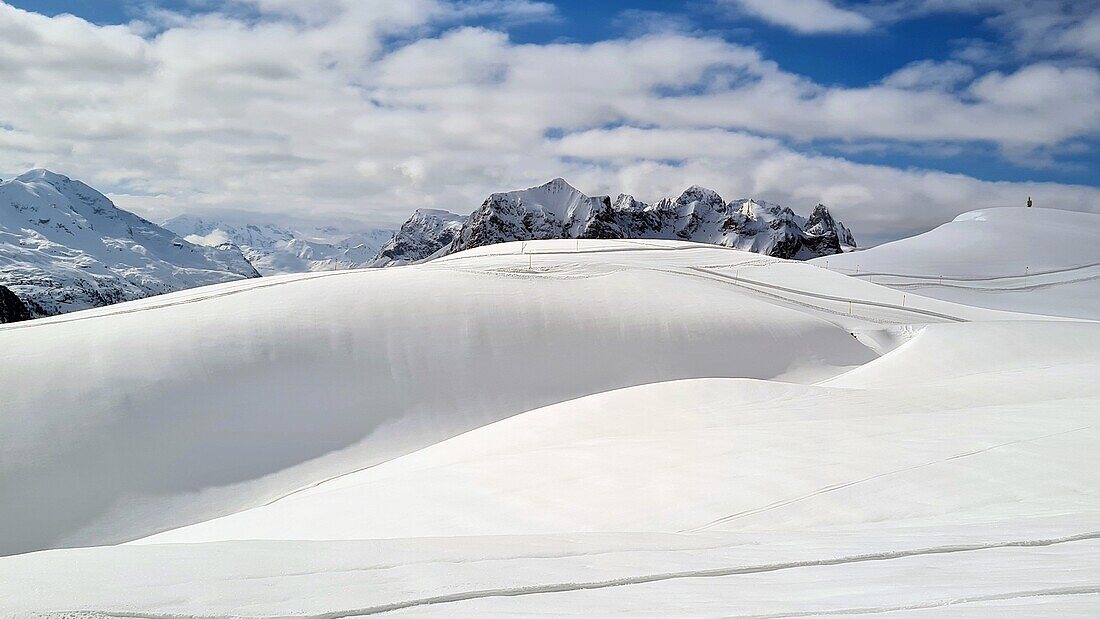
top-left (162, 215), bottom-right (393, 275)
top-left (373, 179), bottom-right (856, 266)
top-left (369, 208), bottom-right (467, 266)
top-left (812, 207), bottom-right (1100, 319)
top-left (0, 170), bottom-right (259, 317)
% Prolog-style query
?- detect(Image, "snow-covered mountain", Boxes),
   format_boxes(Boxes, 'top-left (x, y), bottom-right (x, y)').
top-left (370, 178), bottom-right (855, 266)
top-left (368, 208), bottom-right (467, 267)
top-left (0, 170), bottom-right (259, 317)
top-left (162, 215), bottom-right (393, 275)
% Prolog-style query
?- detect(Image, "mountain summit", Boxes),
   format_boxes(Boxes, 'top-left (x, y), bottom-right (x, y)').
top-left (371, 179), bottom-right (856, 266)
top-left (0, 170), bottom-right (259, 317)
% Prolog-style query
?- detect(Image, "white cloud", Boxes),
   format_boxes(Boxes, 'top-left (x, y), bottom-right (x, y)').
top-left (860, 0), bottom-right (1100, 61)
top-left (718, 0), bottom-right (874, 34)
top-left (550, 126), bottom-right (1100, 242)
top-left (882, 60), bottom-right (974, 90)
top-left (0, 0), bottom-right (1097, 243)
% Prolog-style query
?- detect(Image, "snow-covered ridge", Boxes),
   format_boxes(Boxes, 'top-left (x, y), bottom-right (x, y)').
top-left (0, 169), bottom-right (259, 317)
top-left (370, 178), bottom-right (856, 266)
top-left (162, 215), bottom-right (394, 275)
top-left (812, 206), bottom-right (1100, 319)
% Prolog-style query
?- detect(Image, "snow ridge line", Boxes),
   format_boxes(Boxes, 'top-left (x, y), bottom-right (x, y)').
top-left (0, 269), bottom-right (374, 333)
top-left (432, 240), bottom-right (765, 264)
top-left (45, 531), bottom-right (1100, 619)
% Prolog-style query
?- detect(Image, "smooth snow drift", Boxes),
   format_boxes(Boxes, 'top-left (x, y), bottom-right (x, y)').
top-left (0, 240), bottom-right (875, 555)
top-left (1, 214), bottom-right (1097, 616)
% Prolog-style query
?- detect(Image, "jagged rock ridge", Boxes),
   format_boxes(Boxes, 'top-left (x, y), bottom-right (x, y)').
top-left (371, 178), bottom-right (856, 266)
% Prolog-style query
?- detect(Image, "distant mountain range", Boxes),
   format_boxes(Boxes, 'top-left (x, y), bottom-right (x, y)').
top-left (0, 169), bottom-right (259, 319)
top-left (1, 171), bottom-right (856, 318)
top-left (370, 178), bottom-right (856, 266)
top-left (162, 216), bottom-right (394, 275)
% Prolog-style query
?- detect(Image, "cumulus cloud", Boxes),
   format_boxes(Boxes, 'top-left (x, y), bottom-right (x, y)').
top-left (717, 0), bottom-right (874, 34)
top-left (0, 0), bottom-right (1097, 243)
top-left (551, 126), bottom-right (1100, 243)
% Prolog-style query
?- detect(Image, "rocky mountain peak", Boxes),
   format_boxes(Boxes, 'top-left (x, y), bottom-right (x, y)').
top-left (369, 178), bottom-right (858, 266)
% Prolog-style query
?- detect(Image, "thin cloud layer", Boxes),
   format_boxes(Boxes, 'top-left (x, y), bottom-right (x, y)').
top-left (0, 0), bottom-right (1097, 241)
top-left (718, 0), bottom-right (874, 33)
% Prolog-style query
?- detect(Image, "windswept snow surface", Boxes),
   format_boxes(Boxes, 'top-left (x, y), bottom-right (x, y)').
top-left (812, 207), bottom-right (1100, 319)
top-left (1, 234), bottom-right (1098, 616)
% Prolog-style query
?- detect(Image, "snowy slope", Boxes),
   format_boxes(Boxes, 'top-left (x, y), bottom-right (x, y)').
top-left (0, 170), bottom-right (259, 316)
top-left (163, 215), bottom-right (393, 274)
top-left (369, 178), bottom-right (855, 266)
top-left (813, 207), bottom-right (1100, 319)
top-left (0, 241), bottom-right (879, 556)
top-left (1, 237), bottom-right (1096, 616)
top-left (143, 321), bottom-right (1099, 544)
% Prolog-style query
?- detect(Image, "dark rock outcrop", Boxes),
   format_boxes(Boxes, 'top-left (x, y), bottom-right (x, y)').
top-left (0, 285), bottom-right (31, 323)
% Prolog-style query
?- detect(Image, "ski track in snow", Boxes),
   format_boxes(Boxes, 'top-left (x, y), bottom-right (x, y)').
top-left (688, 267), bottom-right (970, 323)
top-left (833, 260), bottom-right (1100, 282)
top-left (36, 532), bottom-right (1100, 618)
top-left (682, 425), bottom-right (1094, 533)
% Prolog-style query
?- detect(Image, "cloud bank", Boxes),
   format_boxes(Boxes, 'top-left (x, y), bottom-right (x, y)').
top-left (0, 0), bottom-right (1097, 241)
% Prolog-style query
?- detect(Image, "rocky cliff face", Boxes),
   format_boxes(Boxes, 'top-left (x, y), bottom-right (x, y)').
top-left (0, 169), bottom-right (260, 317)
top-left (0, 285), bottom-right (31, 323)
top-left (369, 209), bottom-right (468, 267)
top-left (371, 178), bottom-right (856, 266)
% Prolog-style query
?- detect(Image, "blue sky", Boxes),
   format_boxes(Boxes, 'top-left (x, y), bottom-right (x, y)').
top-left (2, 0), bottom-right (1098, 239)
